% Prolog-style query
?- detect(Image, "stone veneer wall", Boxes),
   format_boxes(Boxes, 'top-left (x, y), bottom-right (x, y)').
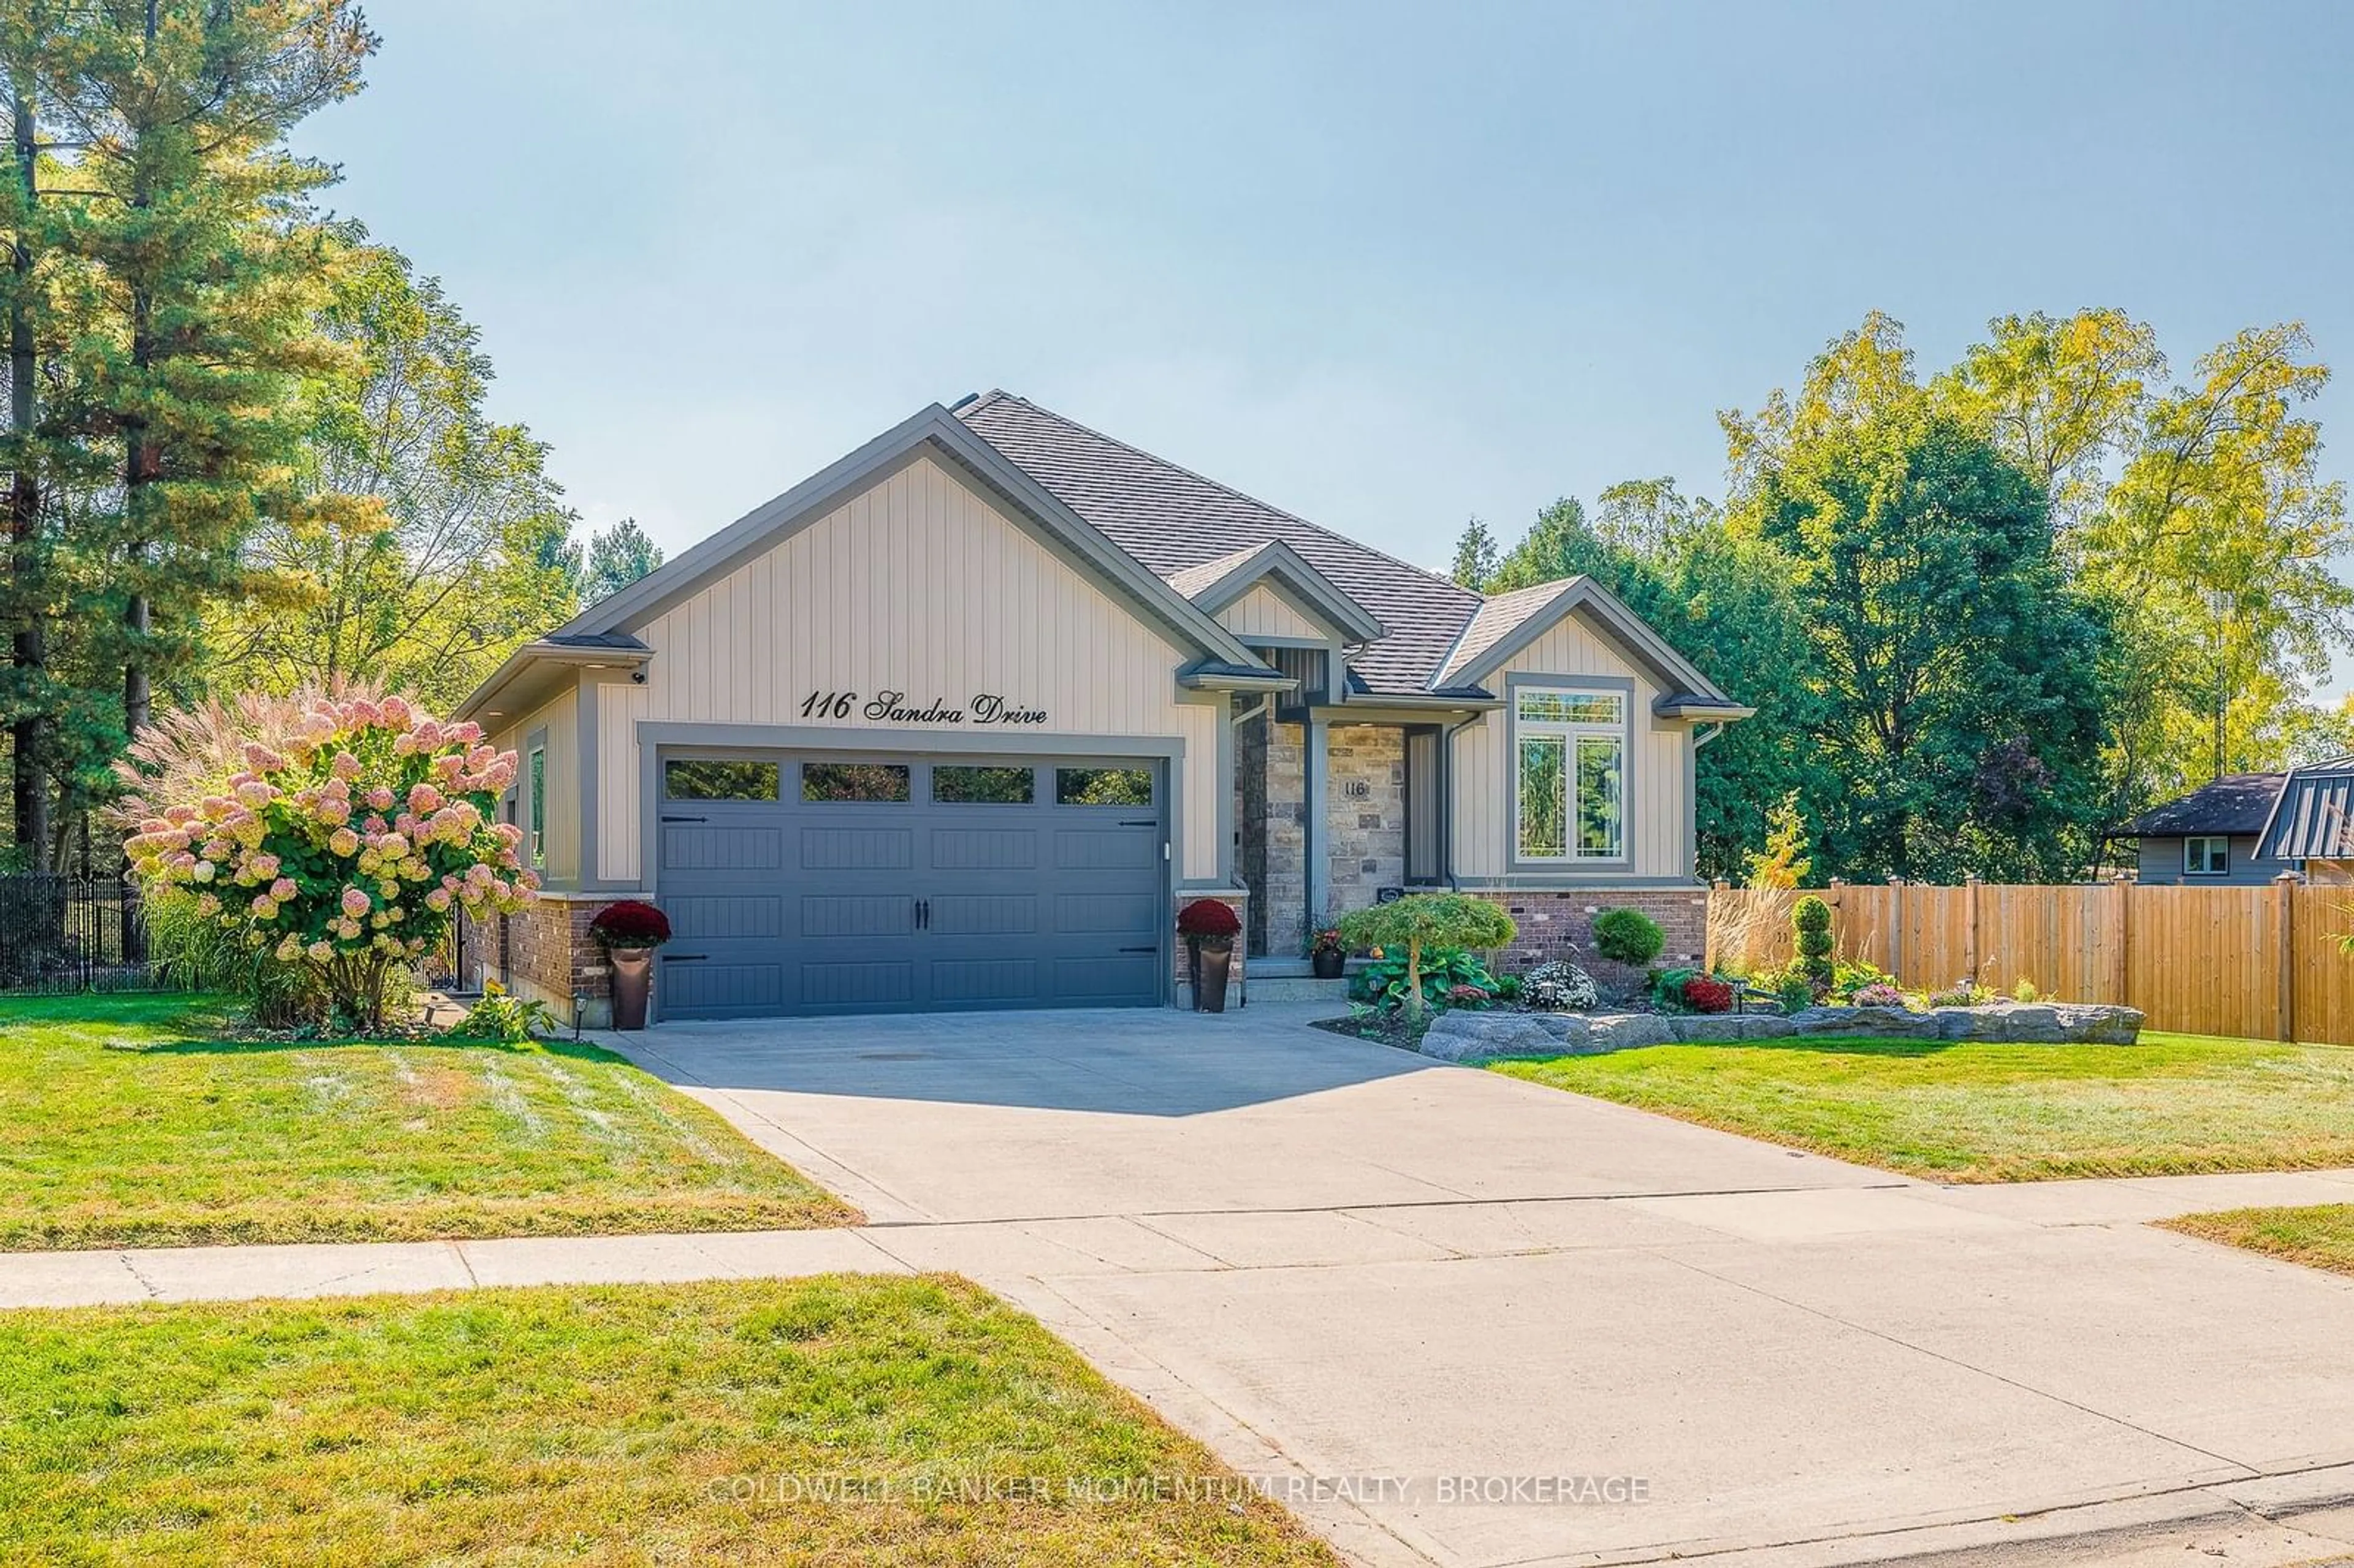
top-left (1236, 710), bottom-right (1303, 957)
top-left (1472, 889), bottom-right (1709, 973)
top-left (1324, 725), bottom-right (1406, 924)
top-left (462, 892), bottom-right (614, 1028)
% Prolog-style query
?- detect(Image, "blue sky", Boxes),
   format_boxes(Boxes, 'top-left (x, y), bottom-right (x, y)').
top-left (295, 0), bottom-right (2353, 698)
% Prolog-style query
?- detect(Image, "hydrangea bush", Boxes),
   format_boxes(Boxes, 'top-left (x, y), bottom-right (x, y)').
top-left (118, 690), bottom-right (538, 1030)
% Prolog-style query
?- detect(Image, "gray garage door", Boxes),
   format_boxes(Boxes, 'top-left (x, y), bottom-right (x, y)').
top-left (653, 753), bottom-right (1167, 1019)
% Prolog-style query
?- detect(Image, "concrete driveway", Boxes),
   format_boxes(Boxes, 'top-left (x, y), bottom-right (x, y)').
top-left (606, 1004), bottom-right (2354, 1568)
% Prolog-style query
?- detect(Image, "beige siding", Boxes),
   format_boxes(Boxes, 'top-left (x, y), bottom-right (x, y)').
top-left (597, 455), bottom-right (1219, 883)
top-left (486, 685), bottom-right (580, 887)
top-left (1217, 583), bottom-right (1327, 641)
top-left (1449, 612), bottom-right (1691, 881)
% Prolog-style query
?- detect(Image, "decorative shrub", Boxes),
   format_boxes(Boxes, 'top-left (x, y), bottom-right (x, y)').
top-left (1775, 973), bottom-right (1817, 1014)
top-left (446, 980), bottom-right (558, 1042)
top-left (1850, 983), bottom-right (1911, 1010)
top-left (118, 688), bottom-right (535, 1032)
top-left (2011, 976), bottom-right (2041, 1003)
top-left (1830, 957), bottom-right (1899, 1000)
top-left (1682, 975), bottom-right (1735, 1013)
top-left (1522, 959), bottom-right (1598, 1012)
top-left (1336, 894), bottom-right (1515, 1020)
top-left (590, 899), bottom-right (671, 949)
top-left (1650, 964), bottom-right (1701, 1010)
top-left (1928, 978), bottom-right (1994, 1007)
top-left (1791, 895), bottom-right (1834, 992)
top-left (1352, 947), bottom-right (1498, 1014)
top-left (1591, 907), bottom-right (1665, 965)
top-left (1176, 897), bottom-right (1241, 951)
top-left (1443, 982), bottom-right (1493, 1010)
top-left (1308, 927), bottom-right (1344, 957)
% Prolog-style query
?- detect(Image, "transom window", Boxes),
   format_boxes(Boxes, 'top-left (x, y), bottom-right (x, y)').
top-left (1515, 686), bottom-right (1625, 862)
top-left (933, 765), bottom-right (1035, 804)
top-left (2184, 836), bottom-right (2229, 877)
top-left (1056, 767), bottom-right (1154, 806)
top-left (802, 762), bottom-right (911, 802)
top-left (665, 758), bottom-right (780, 801)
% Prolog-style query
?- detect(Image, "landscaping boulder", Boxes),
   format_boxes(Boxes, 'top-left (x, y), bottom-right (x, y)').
top-left (1784, 1004), bottom-right (1942, 1040)
top-left (1419, 1011), bottom-right (1562, 1061)
top-left (1931, 1001), bottom-right (2143, 1045)
top-left (1668, 1013), bottom-right (1799, 1043)
top-left (1586, 1013), bottom-right (1677, 1050)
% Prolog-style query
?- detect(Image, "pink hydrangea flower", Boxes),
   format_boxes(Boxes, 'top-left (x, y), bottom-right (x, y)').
top-left (270, 877), bottom-right (297, 901)
top-left (331, 752), bottom-right (362, 780)
top-left (329, 827), bottom-right (360, 857)
top-left (195, 892), bottom-right (219, 917)
top-left (318, 798), bottom-right (351, 826)
top-left (250, 894), bottom-right (277, 919)
top-left (340, 886), bottom-right (371, 918)
top-left (249, 853), bottom-right (280, 881)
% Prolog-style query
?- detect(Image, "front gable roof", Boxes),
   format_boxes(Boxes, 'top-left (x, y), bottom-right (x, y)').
top-left (1433, 575), bottom-right (1746, 716)
top-left (1167, 538), bottom-right (1387, 645)
top-left (541, 403), bottom-right (1271, 676)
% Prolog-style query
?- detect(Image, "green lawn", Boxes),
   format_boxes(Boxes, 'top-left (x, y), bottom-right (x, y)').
top-left (0, 994), bottom-right (854, 1248)
top-left (0, 1274), bottom-right (1335, 1566)
top-left (1488, 1031), bottom-right (2354, 1182)
top-left (2162, 1203), bottom-right (2354, 1277)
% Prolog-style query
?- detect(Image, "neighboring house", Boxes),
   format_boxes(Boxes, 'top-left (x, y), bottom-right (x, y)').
top-left (457, 392), bottom-right (1750, 1023)
top-left (2120, 754), bottom-right (2354, 886)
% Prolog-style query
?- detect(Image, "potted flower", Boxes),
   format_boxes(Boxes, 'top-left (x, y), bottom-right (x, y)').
top-left (1177, 898), bottom-right (1242, 1013)
top-left (590, 899), bottom-right (671, 1030)
top-left (1308, 926), bottom-right (1346, 980)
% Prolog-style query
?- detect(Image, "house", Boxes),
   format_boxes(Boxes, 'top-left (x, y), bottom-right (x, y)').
top-left (2119, 754), bottom-right (2354, 886)
top-left (456, 393), bottom-right (1750, 1023)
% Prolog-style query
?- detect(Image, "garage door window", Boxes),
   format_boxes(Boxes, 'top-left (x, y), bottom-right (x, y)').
top-left (933, 764), bottom-right (1034, 804)
top-left (665, 759), bottom-right (780, 801)
top-left (802, 762), bottom-right (910, 802)
top-left (1055, 766), bottom-right (1153, 806)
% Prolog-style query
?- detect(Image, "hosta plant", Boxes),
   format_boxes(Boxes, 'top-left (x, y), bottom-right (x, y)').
top-left (118, 688), bottom-right (537, 1031)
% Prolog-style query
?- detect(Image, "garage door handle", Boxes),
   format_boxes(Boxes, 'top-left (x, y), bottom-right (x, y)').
top-left (664, 953), bottom-right (707, 962)
top-left (661, 814), bottom-right (706, 823)
top-left (1119, 945), bottom-right (1156, 953)
top-left (1119, 818), bottom-right (1155, 826)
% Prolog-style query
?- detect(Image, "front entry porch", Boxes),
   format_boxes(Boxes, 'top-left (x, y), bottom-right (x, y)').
top-left (1232, 710), bottom-right (1440, 960)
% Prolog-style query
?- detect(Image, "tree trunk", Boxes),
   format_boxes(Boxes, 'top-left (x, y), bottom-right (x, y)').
top-left (7, 85), bottom-right (44, 871)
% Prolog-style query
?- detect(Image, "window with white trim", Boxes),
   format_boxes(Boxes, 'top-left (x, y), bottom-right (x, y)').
top-left (1515, 687), bottom-right (1626, 861)
top-left (2183, 835), bottom-right (2228, 876)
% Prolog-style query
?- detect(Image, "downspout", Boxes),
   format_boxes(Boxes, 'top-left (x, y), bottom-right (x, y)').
top-left (1228, 695), bottom-right (1271, 892)
top-left (1694, 722), bottom-right (1726, 750)
top-left (1439, 712), bottom-right (1484, 891)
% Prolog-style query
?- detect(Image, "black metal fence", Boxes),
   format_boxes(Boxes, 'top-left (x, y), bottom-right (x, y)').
top-left (0, 876), bottom-right (165, 994)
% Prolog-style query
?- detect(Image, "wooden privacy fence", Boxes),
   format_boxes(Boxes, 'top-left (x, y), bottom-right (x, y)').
top-left (1706, 878), bottom-right (2354, 1046)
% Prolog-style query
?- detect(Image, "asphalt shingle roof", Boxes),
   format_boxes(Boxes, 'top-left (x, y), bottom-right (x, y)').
top-left (1434, 580), bottom-right (1578, 687)
top-left (2120, 774), bottom-right (2286, 839)
top-left (957, 392), bottom-right (1482, 695)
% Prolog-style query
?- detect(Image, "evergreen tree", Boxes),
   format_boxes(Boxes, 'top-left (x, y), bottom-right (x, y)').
top-left (36, 0), bottom-right (373, 744)
top-left (584, 517), bottom-right (663, 603)
top-left (1447, 515), bottom-right (1496, 588)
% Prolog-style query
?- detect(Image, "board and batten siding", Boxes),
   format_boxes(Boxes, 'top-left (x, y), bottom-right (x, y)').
top-left (485, 685), bottom-right (581, 888)
top-left (594, 455), bottom-right (1220, 885)
top-left (1217, 583), bottom-right (1328, 641)
top-left (1448, 613), bottom-right (1691, 881)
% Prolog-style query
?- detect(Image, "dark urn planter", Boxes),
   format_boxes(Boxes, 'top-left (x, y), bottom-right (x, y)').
top-left (1311, 948), bottom-right (1346, 980)
top-left (608, 947), bottom-right (653, 1030)
top-left (1194, 942), bottom-right (1233, 1013)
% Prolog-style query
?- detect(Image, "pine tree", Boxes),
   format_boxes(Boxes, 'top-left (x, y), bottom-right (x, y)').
top-left (1449, 516), bottom-right (1497, 589)
top-left (36, 0), bottom-right (373, 744)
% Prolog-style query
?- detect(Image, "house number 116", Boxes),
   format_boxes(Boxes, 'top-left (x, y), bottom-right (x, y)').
top-left (800, 690), bottom-right (858, 719)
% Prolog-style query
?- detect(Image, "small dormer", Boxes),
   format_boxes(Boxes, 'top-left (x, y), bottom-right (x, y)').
top-left (1166, 540), bottom-right (1384, 712)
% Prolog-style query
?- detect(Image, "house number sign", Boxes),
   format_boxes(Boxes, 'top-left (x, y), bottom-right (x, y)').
top-left (801, 690), bottom-right (1050, 727)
